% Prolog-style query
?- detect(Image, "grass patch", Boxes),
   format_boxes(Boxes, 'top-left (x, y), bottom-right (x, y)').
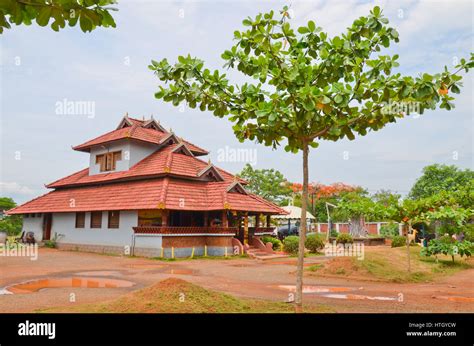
top-left (308, 246), bottom-right (473, 283)
top-left (307, 264), bottom-right (323, 272)
top-left (39, 278), bottom-right (334, 313)
top-left (354, 247), bottom-right (472, 282)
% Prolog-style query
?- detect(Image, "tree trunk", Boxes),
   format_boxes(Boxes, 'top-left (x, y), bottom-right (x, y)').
top-left (406, 221), bottom-right (411, 273)
top-left (295, 142), bottom-right (309, 312)
top-left (349, 216), bottom-right (367, 237)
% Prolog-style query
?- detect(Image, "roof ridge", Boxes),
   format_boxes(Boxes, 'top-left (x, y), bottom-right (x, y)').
top-left (165, 151), bottom-right (174, 173)
top-left (158, 177), bottom-right (169, 208)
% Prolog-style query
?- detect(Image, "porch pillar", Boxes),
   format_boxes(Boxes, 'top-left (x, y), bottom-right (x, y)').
top-left (161, 210), bottom-right (168, 226)
top-left (243, 212), bottom-right (249, 245)
top-left (221, 210), bottom-right (228, 228)
top-left (266, 214), bottom-right (271, 227)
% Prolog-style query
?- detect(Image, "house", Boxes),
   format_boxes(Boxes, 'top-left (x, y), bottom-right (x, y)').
top-left (7, 115), bottom-right (286, 257)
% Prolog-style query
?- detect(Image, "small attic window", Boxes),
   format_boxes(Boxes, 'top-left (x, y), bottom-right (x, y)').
top-left (96, 151), bottom-right (122, 172)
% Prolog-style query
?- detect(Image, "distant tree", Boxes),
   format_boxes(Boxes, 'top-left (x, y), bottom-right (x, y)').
top-left (0, 197), bottom-right (22, 236)
top-left (238, 164), bottom-right (292, 204)
top-left (0, 197), bottom-right (16, 210)
top-left (0, 0), bottom-right (117, 33)
top-left (409, 164), bottom-right (474, 200)
top-left (372, 189), bottom-right (401, 207)
top-left (336, 192), bottom-right (388, 236)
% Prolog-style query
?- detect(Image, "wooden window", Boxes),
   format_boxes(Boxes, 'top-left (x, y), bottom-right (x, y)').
top-left (75, 212), bottom-right (85, 228)
top-left (108, 211), bottom-right (120, 229)
top-left (96, 154), bottom-right (106, 172)
top-left (96, 151), bottom-right (122, 172)
top-left (90, 211), bottom-right (102, 228)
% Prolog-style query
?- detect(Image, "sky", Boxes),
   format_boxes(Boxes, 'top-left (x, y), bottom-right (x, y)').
top-left (1, 0), bottom-right (473, 204)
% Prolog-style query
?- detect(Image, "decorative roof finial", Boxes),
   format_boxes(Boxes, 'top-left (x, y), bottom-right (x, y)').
top-left (125, 112), bottom-right (129, 118)
top-left (169, 127), bottom-right (173, 133)
top-left (142, 115), bottom-right (145, 121)
top-left (208, 158), bottom-right (211, 165)
top-left (151, 114), bottom-right (154, 120)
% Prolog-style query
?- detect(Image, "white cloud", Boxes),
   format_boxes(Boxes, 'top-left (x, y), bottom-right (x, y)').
top-left (0, 182), bottom-right (35, 196)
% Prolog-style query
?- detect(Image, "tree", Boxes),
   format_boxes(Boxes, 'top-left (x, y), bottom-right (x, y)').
top-left (0, 197), bottom-right (22, 236)
top-left (409, 164), bottom-right (474, 200)
top-left (0, 197), bottom-right (16, 210)
top-left (237, 163), bottom-right (292, 204)
top-left (150, 6), bottom-right (473, 310)
top-left (372, 189), bottom-right (400, 207)
top-left (336, 192), bottom-right (388, 236)
top-left (0, 0), bottom-right (117, 33)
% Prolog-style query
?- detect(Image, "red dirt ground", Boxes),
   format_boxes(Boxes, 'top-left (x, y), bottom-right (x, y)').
top-left (0, 248), bottom-right (473, 313)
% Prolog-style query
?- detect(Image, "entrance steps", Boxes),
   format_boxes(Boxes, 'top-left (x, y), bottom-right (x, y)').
top-left (246, 246), bottom-right (289, 261)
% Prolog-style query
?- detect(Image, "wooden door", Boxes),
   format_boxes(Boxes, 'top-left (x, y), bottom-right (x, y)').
top-left (43, 213), bottom-right (52, 241)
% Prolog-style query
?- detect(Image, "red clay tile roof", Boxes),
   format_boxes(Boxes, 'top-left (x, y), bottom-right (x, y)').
top-left (73, 122), bottom-right (208, 155)
top-left (7, 116), bottom-right (283, 215)
top-left (8, 178), bottom-right (287, 214)
top-left (47, 143), bottom-right (244, 188)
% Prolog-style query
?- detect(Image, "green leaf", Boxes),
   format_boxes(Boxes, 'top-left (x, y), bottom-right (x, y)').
top-left (36, 6), bottom-right (52, 27)
top-left (298, 26), bottom-right (309, 34)
top-left (308, 20), bottom-right (315, 32)
top-left (373, 6), bottom-right (381, 16)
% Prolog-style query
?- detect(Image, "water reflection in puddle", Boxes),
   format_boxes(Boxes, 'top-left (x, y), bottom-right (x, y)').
top-left (3, 277), bottom-right (135, 294)
top-left (320, 293), bottom-right (397, 301)
top-left (165, 269), bottom-right (195, 275)
top-left (75, 271), bottom-right (123, 277)
top-left (277, 285), bottom-right (398, 301)
top-left (278, 285), bottom-right (358, 293)
top-left (435, 296), bottom-right (474, 303)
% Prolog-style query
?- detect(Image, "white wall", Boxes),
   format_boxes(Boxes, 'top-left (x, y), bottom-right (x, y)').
top-left (134, 234), bottom-right (162, 249)
top-left (128, 141), bottom-right (158, 167)
top-left (88, 139), bottom-right (159, 176)
top-left (53, 211), bottom-right (138, 247)
top-left (22, 215), bottom-right (44, 241)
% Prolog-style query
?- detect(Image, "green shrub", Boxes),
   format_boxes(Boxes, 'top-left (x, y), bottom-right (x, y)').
top-left (305, 234), bottom-right (325, 253)
top-left (330, 229), bottom-right (339, 238)
top-left (380, 222), bottom-right (399, 238)
top-left (462, 223), bottom-right (474, 242)
top-left (283, 236), bottom-right (299, 255)
top-left (421, 238), bottom-right (473, 262)
top-left (336, 233), bottom-right (353, 244)
top-left (261, 236), bottom-right (282, 251)
top-left (391, 235), bottom-right (406, 248)
top-left (43, 240), bottom-right (57, 248)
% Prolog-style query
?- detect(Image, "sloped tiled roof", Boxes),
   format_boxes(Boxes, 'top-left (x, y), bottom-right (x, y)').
top-left (8, 116), bottom-right (284, 215)
top-left (73, 118), bottom-right (208, 156)
top-left (47, 143), bottom-right (244, 188)
top-left (8, 178), bottom-right (287, 214)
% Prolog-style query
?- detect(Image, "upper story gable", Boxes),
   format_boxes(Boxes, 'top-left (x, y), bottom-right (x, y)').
top-left (73, 115), bottom-right (209, 176)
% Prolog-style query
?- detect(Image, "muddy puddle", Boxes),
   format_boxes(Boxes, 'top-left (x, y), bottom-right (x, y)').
top-left (435, 296), bottom-right (474, 303)
top-left (277, 284), bottom-right (399, 301)
top-left (278, 284), bottom-right (359, 293)
top-left (319, 293), bottom-right (397, 301)
top-left (3, 277), bottom-right (135, 294)
top-left (75, 271), bottom-right (123, 277)
top-left (125, 263), bottom-right (167, 269)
